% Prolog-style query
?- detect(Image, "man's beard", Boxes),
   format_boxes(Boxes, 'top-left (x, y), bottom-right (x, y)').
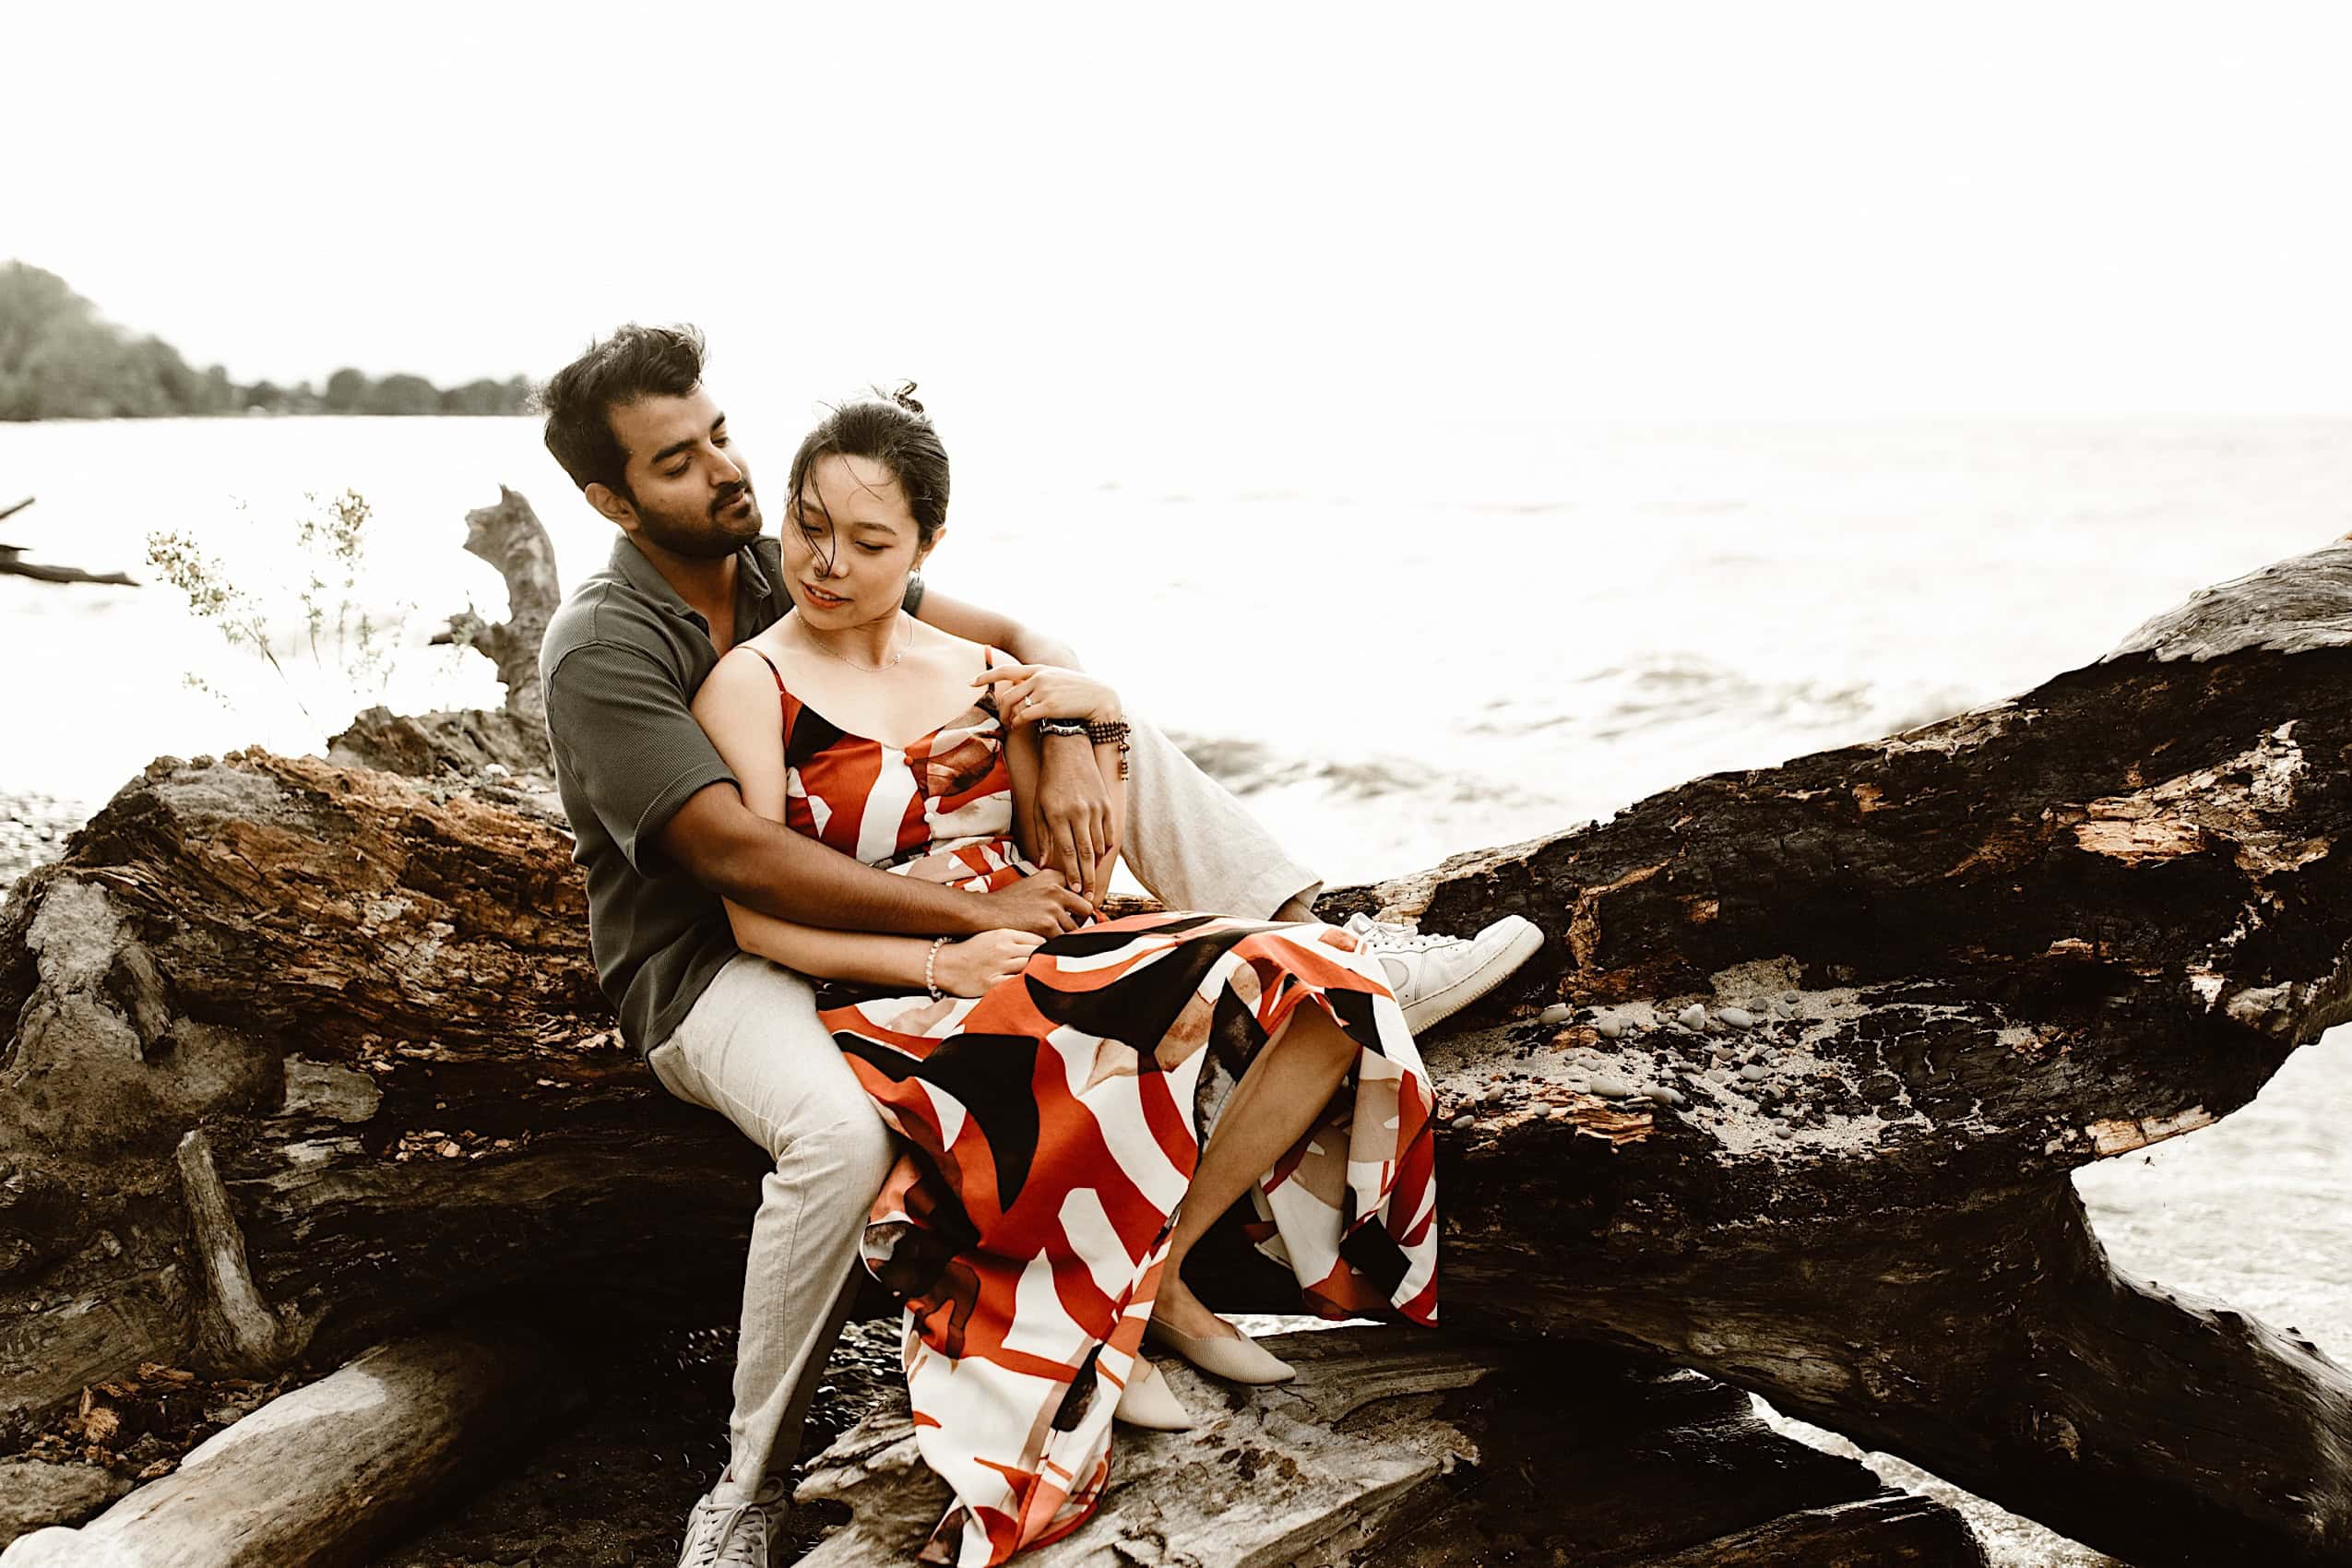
top-left (630, 483), bottom-right (763, 559)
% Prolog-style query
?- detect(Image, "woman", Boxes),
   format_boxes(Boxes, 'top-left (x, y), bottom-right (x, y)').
top-left (691, 388), bottom-right (1528, 1565)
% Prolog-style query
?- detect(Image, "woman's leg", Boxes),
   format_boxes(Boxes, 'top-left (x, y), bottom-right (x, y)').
top-left (1155, 1004), bottom-right (1358, 1339)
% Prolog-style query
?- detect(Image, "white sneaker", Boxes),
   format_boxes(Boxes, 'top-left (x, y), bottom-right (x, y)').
top-left (677, 1476), bottom-right (787, 1567)
top-left (1344, 913), bottom-right (1544, 1033)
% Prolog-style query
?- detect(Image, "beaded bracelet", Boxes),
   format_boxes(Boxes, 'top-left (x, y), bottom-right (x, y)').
top-left (1085, 718), bottom-right (1133, 779)
top-left (925, 935), bottom-right (951, 1000)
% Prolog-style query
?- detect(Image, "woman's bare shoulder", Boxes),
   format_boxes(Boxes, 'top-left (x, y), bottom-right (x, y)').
top-left (695, 639), bottom-right (791, 719)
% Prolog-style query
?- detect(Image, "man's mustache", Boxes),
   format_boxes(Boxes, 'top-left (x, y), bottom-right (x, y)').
top-left (711, 481), bottom-right (754, 518)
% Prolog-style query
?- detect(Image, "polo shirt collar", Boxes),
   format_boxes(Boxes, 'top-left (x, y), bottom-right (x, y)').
top-left (608, 534), bottom-right (776, 628)
top-left (738, 538), bottom-right (777, 600)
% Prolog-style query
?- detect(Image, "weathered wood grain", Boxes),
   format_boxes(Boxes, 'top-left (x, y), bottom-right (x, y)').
top-left (0, 1328), bottom-right (576, 1568)
top-left (10, 541), bottom-right (2352, 1562)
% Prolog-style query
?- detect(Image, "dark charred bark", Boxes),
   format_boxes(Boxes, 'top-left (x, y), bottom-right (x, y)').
top-left (9, 542), bottom-right (2352, 1562)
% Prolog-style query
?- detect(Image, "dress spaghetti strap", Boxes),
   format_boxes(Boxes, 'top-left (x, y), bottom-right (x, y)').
top-left (744, 646), bottom-right (788, 693)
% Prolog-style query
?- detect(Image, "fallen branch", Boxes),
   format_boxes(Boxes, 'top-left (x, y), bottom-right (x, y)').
top-left (0, 555), bottom-right (137, 588)
top-left (0, 1327), bottom-right (577, 1568)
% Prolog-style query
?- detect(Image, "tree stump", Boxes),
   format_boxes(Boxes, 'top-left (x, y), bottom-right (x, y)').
top-left (429, 485), bottom-right (559, 731)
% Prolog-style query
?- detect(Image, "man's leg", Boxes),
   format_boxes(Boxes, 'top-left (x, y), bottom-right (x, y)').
top-left (1121, 718), bottom-right (1543, 1033)
top-left (647, 954), bottom-right (897, 1509)
top-left (1120, 718), bottom-right (1323, 921)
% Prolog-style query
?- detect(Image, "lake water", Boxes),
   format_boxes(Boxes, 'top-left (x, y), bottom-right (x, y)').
top-left (3, 413), bottom-right (2346, 1563)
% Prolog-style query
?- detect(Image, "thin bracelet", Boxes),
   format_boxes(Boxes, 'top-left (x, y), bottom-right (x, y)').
top-left (925, 935), bottom-right (951, 1000)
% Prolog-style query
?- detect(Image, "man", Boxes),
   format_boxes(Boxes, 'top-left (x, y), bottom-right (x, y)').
top-left (536, 325), bottom-right (1538, 1567)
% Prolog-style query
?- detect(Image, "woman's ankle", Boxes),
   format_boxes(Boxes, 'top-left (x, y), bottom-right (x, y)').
top-left (1150, 1280), bottom-right (1234, 1338)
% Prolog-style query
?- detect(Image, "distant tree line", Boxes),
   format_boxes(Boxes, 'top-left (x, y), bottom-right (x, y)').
top-left (0, 262), bottom-right (531, 421)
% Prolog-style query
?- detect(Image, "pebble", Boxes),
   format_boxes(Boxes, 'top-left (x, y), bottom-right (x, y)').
top-left (1675, 1004), bottom-right (1708, 1030)
top-left (1781, 991), bottom-right (1800, 1004)
top-left (1645, 1087), bottom-right (1687, 1108)
top-left (1773, 997), bottom-right (1800, 1018)
top-left (1538, 1003), bottom-right (1572, 1026)
top-left (1740, 1063), bottom-right (1769, 1082)
top-left (1449, 1114), bottom-right (1474, 1131)
top-left (1596, 1018), bottom-right (1625, 1039)
top-left (1565, 1078), bottom-right (1591, 1095)
top-left (1717, 1006), bottom-right (1756, 1029)
top-left (1587, 1075), bottom-right (1630, 1099)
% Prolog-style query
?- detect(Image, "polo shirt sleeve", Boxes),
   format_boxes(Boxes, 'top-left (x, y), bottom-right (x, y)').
top-left (543, 638), bottom-right (738, 877)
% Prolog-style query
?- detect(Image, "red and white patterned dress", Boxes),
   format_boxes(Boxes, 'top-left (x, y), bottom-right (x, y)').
top-left (746, 647), bottom-right (1439, 1566)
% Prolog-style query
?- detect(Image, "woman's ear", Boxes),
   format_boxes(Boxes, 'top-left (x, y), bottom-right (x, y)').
top-left (916, 525), bottom-right (946, 567)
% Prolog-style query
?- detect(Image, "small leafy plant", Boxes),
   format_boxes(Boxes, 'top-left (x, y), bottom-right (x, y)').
top-left (148, 488), bottom-right (413, 725)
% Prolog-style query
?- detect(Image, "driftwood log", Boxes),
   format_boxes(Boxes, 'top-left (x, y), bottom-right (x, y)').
top-left (7, 541), bottom-right (2352, 1562)
top-left (0, 1327), bottom-right (576, 1567)
top-left (797, 1328), bottom-right (1985, 1566)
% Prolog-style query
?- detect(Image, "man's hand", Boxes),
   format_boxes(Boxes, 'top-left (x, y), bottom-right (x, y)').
top-left (980, 868), bottom-right (1092, 935)
top-left (1035, 736), bottom-right (1118, 903)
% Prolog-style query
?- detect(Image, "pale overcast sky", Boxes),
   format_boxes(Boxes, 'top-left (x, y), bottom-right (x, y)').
top-left (7, 1), bottom-right (2349, 421)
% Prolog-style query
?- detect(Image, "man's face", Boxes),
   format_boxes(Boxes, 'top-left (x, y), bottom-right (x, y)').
top-left (599, 386), bottom-right (761, 557)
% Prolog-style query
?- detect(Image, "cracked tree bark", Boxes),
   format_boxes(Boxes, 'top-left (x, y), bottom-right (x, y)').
top-left (6, 541), bottom-right (2352, 1564)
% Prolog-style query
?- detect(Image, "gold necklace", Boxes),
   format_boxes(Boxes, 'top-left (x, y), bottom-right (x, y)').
top-left (800, 613), bottom-right (909, 672)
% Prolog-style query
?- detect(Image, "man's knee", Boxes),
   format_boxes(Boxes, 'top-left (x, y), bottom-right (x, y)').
top-left (778, 1104), bottom-right (896, 1208)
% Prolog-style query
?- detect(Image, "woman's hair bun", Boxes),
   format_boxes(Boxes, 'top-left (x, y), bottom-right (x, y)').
top-left (888, 381), bottom-right (925, 415)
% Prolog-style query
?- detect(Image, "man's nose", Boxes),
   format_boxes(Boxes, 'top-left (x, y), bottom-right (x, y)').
top-left (710, 445), bottom-right (744, 486)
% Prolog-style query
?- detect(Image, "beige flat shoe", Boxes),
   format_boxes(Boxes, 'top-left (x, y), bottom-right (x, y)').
top-left (1112, 1356), bottom-right (1195, 1431)
top-left (1146, 1316), bottom-right (1297, 1385)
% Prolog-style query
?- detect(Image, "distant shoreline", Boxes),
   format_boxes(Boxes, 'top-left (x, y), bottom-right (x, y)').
top-left (2, 260), bottom-right (531, 422)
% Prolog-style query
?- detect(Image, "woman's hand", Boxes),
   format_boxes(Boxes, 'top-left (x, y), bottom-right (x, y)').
top-left (934, 928), bottom-right (1048, 996)
top-left (975, 663), bottom-right (1121, 728)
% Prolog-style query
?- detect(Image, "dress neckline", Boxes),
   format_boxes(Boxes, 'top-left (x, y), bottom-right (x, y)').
top-left (746, 642), bottom-right (1004, 753)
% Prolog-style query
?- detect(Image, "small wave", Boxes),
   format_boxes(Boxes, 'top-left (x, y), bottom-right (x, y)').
top-left (1166, 731), bottom-right (1550, 814)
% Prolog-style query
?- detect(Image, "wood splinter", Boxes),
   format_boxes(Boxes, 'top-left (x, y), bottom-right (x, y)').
top-left (173, 1131), bottom-right (308, 1375)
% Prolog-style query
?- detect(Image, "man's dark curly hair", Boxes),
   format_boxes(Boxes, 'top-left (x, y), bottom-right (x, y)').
top-left (538, 324), bottom-right (706, 500)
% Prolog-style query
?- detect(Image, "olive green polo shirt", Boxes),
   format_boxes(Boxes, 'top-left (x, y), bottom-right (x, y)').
top-left (540, 533), bottom-right (924, 1055)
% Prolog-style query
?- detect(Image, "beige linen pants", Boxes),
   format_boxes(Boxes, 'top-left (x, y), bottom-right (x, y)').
top-left (647, 719), bottom-right (1319, 1503)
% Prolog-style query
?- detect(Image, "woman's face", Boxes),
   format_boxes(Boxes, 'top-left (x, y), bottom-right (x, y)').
top-left (784, 452), bottom-right (932, 625)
